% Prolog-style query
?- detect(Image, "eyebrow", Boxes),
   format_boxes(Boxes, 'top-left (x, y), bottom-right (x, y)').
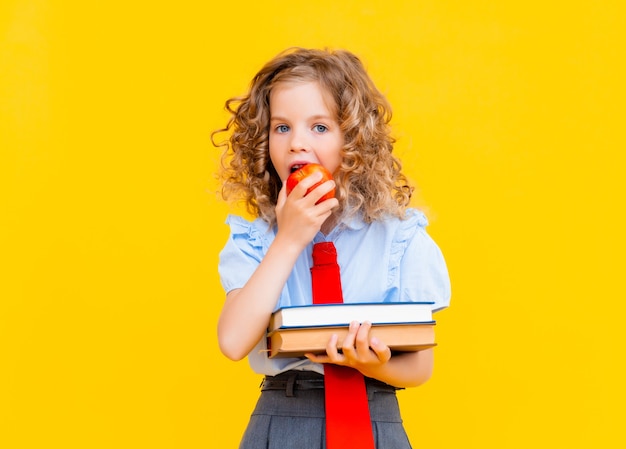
top-left (270, 114), bottom-right (335, 122)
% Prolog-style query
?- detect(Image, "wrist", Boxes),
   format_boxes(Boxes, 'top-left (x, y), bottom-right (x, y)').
top-left (269, 233), bottom-right (308, 261)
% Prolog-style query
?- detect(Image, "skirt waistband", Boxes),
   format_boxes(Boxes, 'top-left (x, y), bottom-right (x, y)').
top-left (260, 370), bottom-right (402, 397)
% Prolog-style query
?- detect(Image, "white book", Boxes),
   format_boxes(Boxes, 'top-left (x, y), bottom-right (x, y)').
top-left (268, 302), bottom-right (434, 331)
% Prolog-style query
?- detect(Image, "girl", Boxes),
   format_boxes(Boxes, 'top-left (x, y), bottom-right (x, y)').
top-left (213, 47), bottom-right (450, 448)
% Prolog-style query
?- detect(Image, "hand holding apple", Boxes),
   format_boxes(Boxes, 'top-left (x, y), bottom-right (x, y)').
top-left (285, 164), bottom-right (335, 204)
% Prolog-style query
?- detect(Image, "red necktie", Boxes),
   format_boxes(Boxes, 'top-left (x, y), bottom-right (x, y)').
top-left (311, 242), bottom-right (376, 449)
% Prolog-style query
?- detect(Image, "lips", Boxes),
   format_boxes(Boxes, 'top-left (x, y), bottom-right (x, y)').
top-left (289, 163), bottom-right (308, 173)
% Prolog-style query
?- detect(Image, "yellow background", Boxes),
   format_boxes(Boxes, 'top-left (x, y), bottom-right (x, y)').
top-left (2, 1), bottom-right (624, 447)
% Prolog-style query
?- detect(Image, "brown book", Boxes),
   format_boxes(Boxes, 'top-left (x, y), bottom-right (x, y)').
top-left (266, 322), bottom-right (436, 358)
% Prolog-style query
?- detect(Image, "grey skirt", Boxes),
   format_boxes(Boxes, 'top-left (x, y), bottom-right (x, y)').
top-left (239, 370), bottom-right (413, 449)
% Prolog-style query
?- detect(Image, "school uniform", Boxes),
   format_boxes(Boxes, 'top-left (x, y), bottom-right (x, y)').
top-left (219, 209), bottom-right (450, 448)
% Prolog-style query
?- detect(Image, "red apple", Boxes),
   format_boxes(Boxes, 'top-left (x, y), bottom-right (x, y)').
top-left (286, 163), bottom-right (335, 204)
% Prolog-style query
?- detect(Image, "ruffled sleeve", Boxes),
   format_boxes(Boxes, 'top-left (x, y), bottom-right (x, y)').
top-left (392, 209), bottom-right (451, 312)
top-left (217, 215), bottom-right (273, 294)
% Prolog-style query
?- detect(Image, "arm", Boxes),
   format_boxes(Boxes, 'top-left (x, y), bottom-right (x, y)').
top-left (305, 321), bottom-right (434, 388)
top-left (218, 174), bottom-right (337, 361)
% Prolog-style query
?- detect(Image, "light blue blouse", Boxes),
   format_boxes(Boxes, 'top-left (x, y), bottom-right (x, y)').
top-left (218, 208), bottom-right (451, 376)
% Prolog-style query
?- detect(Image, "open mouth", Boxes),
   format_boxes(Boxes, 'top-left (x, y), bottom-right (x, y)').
top-left (290, 164), bottom-right (308, 173)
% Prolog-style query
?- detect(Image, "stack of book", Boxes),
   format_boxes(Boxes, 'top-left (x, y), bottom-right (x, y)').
top-left (266, 302), bottom-right (436, 358)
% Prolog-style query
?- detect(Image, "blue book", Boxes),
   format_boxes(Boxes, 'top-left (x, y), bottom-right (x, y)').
top-left (268, 301), bottom-right (435, 332)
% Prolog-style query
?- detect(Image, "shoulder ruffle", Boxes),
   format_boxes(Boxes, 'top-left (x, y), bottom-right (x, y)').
top-left (388, 209), bottom-right (429, 286)
top-left (225, 215), bottom-right (273, 252)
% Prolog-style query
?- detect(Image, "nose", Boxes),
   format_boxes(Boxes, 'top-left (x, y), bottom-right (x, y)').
top-left (289, 128), bottom-right (311, 153)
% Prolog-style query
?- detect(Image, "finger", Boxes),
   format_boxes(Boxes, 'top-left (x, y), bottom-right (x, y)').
top-left (341, 321), bottom-right (359, 347)
top-left (314, 197), bottom-right (339, 220)
top-left (305, 353), bottom-right (331, 364)
top-left (276, 182), bottom-right (288, 206)
top-left (308, 180), bottom-right (336, 204)
top-left (340, 321), bottom-right (360, 359)
top-left (292, 171), bottom-right (323, 198)
top-left (355, 321), bottom-right (374, 358)
top-left (369, 336), bottom-right (392, 363)
top-left (325, 334), bottom-right (344, 363)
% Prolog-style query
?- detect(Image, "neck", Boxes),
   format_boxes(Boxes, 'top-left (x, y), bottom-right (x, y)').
top-left (321, 213), bottom-right (339, 236)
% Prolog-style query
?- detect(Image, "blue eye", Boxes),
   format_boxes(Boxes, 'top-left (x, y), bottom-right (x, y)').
top-left (276, 125), bottom-right (289, 133)
top-left (313, 124), bottom-right (328, 133)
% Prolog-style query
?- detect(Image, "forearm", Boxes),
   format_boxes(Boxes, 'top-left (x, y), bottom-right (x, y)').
top-left (358, 349), bottom-right (434, 388)
top-left (217, 236), bottom-right (303, 360)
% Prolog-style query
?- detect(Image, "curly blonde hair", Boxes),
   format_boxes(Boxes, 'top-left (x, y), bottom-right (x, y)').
top-left (212, 47), bottom-right (413, 225)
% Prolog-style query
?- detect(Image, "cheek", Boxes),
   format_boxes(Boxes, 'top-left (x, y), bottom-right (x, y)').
top-left (268, 147), bottom-right (287, 180)
top-left (318, 147), bottom-right (343, 173)
top-left (268, 137), bottom-right (279, 161)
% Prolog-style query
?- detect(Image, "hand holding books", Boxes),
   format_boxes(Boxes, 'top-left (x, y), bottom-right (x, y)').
top-left (266, 302), bottom-right (436, 358)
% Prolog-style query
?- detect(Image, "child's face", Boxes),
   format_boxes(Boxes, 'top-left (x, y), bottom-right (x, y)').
top-left (269, 81), bottom-right (343, 182)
